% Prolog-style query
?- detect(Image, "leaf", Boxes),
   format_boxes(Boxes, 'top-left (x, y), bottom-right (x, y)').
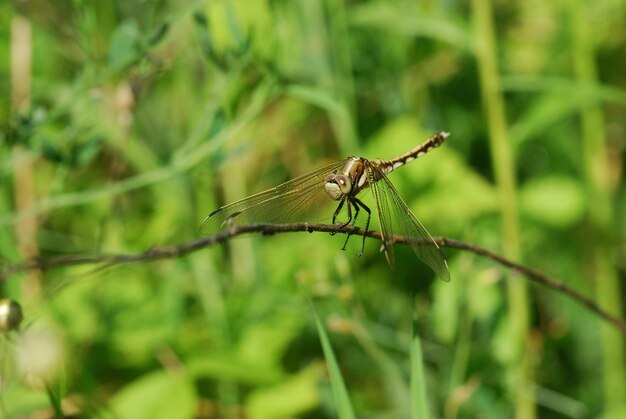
top-left (237, 311), bottom-right (303, 368)
top-left (285, 85), bottom-right (346, 115)
top-left (187, 354), bottom-right (284, 385)
top-left (310, 301), bottom-right (356, 419)
top-left (520, 176), bottom-right (585, 228)
top-left (107, 371), bottom-right (196, 419)
top-left (431, 276), bottom-right (460, 343)
top-left (509, 92), bottom-right (583, 147)
top-left (350, 2), bottom-right (472, 51)
top-left (108, 21), bottom-right (141, 70)
top-left (410, 319), bottom-right (430, 419)
top-left (245, 363), bottom-right (323, 419)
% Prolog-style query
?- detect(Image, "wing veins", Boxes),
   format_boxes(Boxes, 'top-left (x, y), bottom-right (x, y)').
top-left (201, 160), bottom-right (344, 234)
top-left (375, 170), bottom-right (450, 282)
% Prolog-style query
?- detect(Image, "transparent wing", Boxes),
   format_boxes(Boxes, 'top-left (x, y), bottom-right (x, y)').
top-left (366, 162), bottom-right (450, 282)
top-left (366, 165), bottom-right (396, 268)
top-left (200, 160), bottom-right (346, 235)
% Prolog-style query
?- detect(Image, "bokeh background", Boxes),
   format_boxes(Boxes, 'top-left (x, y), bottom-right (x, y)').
top-left (1, 0), bottom-right (625, 418)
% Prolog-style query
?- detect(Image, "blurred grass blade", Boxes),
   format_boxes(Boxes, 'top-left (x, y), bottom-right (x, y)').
top-left (349, 2), bottom-right (472, 51)
top-left (108, 21), bottom-right (142, 71)
top-left (193, 11), bottom-right (226, 70)
top-left (471, 0), bottom-right (533, 416)
top-left (285, 84), bottom-right (345, 115)
top-left (508, 92), bottom-right (587, 147)
top-left (410, 316), bottom-right (429, 419)
top-left (45, 375), bottom-right (66, 419)
top-left (567, 0), bottom-right (626, 411)
top-left (501, 75), bottom-right (626, 107)
top-left (309, 300), bottom-right (356, 419)
top-left (0, 81), bottom-right (275, 227)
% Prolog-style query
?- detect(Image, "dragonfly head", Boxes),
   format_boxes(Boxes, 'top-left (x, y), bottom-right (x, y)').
top-left (324, 173), bottom-right (352, 200)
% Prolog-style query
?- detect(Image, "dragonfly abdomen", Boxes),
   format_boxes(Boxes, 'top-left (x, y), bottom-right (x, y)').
top-left (378, 131), bottom-right (449, 175)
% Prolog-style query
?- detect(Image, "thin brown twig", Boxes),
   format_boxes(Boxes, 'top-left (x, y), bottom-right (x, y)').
top-left (2, 222), bottom-right (624, 336)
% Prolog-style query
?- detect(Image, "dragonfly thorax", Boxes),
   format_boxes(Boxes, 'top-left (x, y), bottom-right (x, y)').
top-left (324, 157), bottom-right (365, 200)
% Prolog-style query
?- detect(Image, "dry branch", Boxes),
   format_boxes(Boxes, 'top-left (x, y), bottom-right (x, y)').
top-left (2, 223), bottom-right (624, 336)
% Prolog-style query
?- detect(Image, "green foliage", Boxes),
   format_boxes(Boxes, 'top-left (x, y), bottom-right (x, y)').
top-left (106, 370), bottom-right (196, 419)
top-left (1, 0), bottom-right (625, 418)
top-left (311, 301), bottom-right (356, 419)
top-left (410, 317), bottom-right (430, 419)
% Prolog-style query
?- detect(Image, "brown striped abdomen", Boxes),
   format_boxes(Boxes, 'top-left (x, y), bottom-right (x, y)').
top-left (376, 131), bottom-right (449, 175)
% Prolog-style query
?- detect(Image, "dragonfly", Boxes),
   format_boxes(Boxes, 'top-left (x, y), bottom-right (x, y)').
top-left (201, 132), bottom-right (450, 282)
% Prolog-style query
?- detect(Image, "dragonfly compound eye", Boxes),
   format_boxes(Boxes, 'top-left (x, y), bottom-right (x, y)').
top-left (324, 174), bottom-right (352, 200)
top-left (335, 175), bottom-right (352, 193)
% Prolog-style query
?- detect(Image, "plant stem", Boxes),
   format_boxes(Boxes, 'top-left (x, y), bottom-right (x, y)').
top-left (11, 16), bottom-right (41, 301)
top-left (471, 0), bottom-right (534, 417)
top-left (568, 0), bottom-right (626, 411)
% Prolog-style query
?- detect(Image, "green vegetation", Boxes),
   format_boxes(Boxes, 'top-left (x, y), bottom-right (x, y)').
top-left (1, 0), bottom-right (625, 417)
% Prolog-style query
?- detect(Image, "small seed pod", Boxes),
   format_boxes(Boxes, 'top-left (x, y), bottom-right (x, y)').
top-left (0, 299), bottom-right (24, 332)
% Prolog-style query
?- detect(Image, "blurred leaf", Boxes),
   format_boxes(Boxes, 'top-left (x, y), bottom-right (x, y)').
top-left (502, 76), bottom-right (626, 108)
top-left (509, 92), bottom-right (586, 147)
top-left (367, 118), bottom-right (498, 226)
top-left (48, 276), bottom-right (101, 342)
top-left (1, 385), bottom-right (49, 418)
top-left (410, 321), bottom-right (430, 419)
top-left (310, 302), bottom-right (356, 419)
top-left (8, 112), bottom-right (37, 147)
top-left (203, 0), bottom-right (271, 59)
top-left (409, 155), bottom-right (497, 225)
top-left (225, 2), bottom-right (247, 52)
top-left (285, 84), bottom-right (345, 115)
top-left (350, 2), bottom-right (472, 51)
top-left (491, 314), bottom-right (522, 366)
top-left (193, 11), bottom-right (226, 69)
top-left (107, 371), bottom-right (196, 419)
top-left (187, 354), bottom-right (284, 385)
top-left (108, 21), bottom-right (141, 70)
top-left (237, 310), bottom-right (303, 368)
top-left (431, 277), bottom-right (460, 343)
top-left (148, 21), bottom-right (170, 46)
top-left (40, 139), bottom-right (65, 164)
top-left (601, 403), bottom-right (626, 419)
top-left (520, 176), bottom-right (585, 228)
top-left (467, 269), bottom-right (502, 321)
top-left (73, 137), bottom-right (103, 167)
top-left (45, 379), bottom-right (65, 419)
top-left (245, 363), bottom-right (323, 419)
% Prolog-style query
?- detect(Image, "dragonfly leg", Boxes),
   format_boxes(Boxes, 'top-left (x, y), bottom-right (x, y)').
top-left (331, 198), bottom-right (351, 236)
top-left (350, 201), bottom-right (360, 226)
top-left (341, 201), bottom-right (360, 250)
top-left (352, 198), bottom-right (371, 256)
top-left (330, 199), bottom-right (352, 236)
top-left (332, 199), bottom-right (345, 224)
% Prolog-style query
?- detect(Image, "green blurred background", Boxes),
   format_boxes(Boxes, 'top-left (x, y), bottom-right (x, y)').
top-left (1, 0), bottom-right (625, 418)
